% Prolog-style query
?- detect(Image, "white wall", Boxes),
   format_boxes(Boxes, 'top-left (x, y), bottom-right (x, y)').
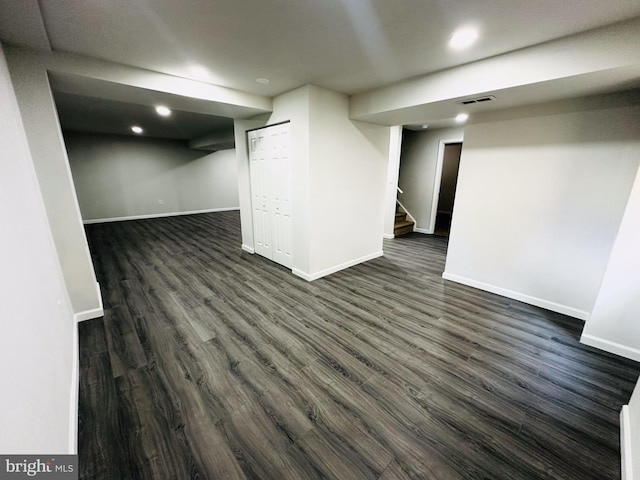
top-left (64, 132), bottom-right (239, 222)
top-left (0, 44), bottom-right (76, 454)
top-left (5, 47), bottom-right (101, 315)
top-left (398, 126), bottom-right (464, 232)
top-left (307, 86), bottom-right (389, 277)
top-left (581, 160), bottom-right (640, 360)
top-left (444, 104), bottom-right (640, 319)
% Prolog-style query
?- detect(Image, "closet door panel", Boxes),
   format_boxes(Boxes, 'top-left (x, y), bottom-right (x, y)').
top-left (249, 130), bottom-right (272, 259)
top-left (249, 122), bottom-right (291, 269)
top-left (270, 123), bottom-right (292, 268)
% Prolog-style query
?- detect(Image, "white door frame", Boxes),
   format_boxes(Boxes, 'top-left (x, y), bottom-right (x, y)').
top-left (428, 137), bottom-right (464, 234)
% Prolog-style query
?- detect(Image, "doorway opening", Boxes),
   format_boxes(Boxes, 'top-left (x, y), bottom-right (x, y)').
top-left (431, 141), bottom-right (463, 237)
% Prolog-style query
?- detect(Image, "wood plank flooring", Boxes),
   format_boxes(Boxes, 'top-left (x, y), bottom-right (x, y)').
top-left (79, 211), bottom-right (639, 480)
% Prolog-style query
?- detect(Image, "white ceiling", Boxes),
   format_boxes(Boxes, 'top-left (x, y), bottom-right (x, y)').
top-left (30, 0), bottom-right (640, 96)
top-left (1, 0), bottom-right (640, 137)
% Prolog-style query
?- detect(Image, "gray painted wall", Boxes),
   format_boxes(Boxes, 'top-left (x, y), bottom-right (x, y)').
top-left (64, 132), bottom-right (239, 222)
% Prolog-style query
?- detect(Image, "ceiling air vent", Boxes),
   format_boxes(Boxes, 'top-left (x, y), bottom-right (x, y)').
top-left (458, 95), bottom-right (496, 105)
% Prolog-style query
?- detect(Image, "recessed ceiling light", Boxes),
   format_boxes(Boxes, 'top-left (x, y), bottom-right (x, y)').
top-left (449, 27), bottom-right (479, 50)
top-left (131, 126), bottom-right (143, 134)
top-left (421, 124), bottom-right (429, 129)
top-left (155, 105), bottom-right (171, 117)
top-left (455, 113), bottom-right (469, 123)
top-left (256, 78), bottom-right (270, 84)
top-left (189, 65), bottom-right (209, 79)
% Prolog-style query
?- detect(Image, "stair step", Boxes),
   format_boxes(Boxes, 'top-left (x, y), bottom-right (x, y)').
top-left (394, 219), bottom-right (413, 228)
top-left (394, 219), bottom-right (414, 236)
top-left (393, 220), bottom-right (415, 228)
top-left (395, 212), bottom-right (407, 221)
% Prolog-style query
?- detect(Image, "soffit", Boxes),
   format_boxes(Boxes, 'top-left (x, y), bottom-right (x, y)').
top-left (53, 91), bottom-right (234, 140)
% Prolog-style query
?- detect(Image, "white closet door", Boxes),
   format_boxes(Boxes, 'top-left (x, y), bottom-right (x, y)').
top-left (249, 129), bottom-right (272, 259)
top-left (248, 123), bottom-right (292, 269)
top-left (270, 123), bottom-right (292, 268)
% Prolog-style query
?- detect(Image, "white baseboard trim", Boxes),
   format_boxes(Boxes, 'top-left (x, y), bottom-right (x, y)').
top-left (292, 268), bottom-right (312, 281)
top-left (294, 251), bottom-right (384, 282)
top-left (241, 244), bottom-right (255, 254)
top-left (580, 334), bottom-right (640, 362)
top-left (621, 405), bottom-right (634, 480)
top-left (74, 282), bottom-right (104, 322)
top-left (83, 207), bottom-right (240, 224)
top-left (68, 320), bottom-right (79, 454)
top-left (442, 272), bottom-right (589, 320)
top-left (74, 307), bottom-right (103, 322)
top-left (383, 233), bottom-right (395, 239)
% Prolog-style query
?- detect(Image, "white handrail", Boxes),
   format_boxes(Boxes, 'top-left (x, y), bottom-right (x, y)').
top-left (397, 186), bottom-right (404, 194)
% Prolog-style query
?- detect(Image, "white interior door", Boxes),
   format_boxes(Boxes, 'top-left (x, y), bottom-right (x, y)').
top-left (248, 123), bottom-right (292, 269)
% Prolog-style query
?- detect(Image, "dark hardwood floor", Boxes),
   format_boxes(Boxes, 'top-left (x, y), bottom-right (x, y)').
top-left (79, 211), bottom-right (639, 480)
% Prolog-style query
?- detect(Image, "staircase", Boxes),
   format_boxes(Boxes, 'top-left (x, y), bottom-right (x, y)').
top-left (394, 204), bottom-right (415, 236)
